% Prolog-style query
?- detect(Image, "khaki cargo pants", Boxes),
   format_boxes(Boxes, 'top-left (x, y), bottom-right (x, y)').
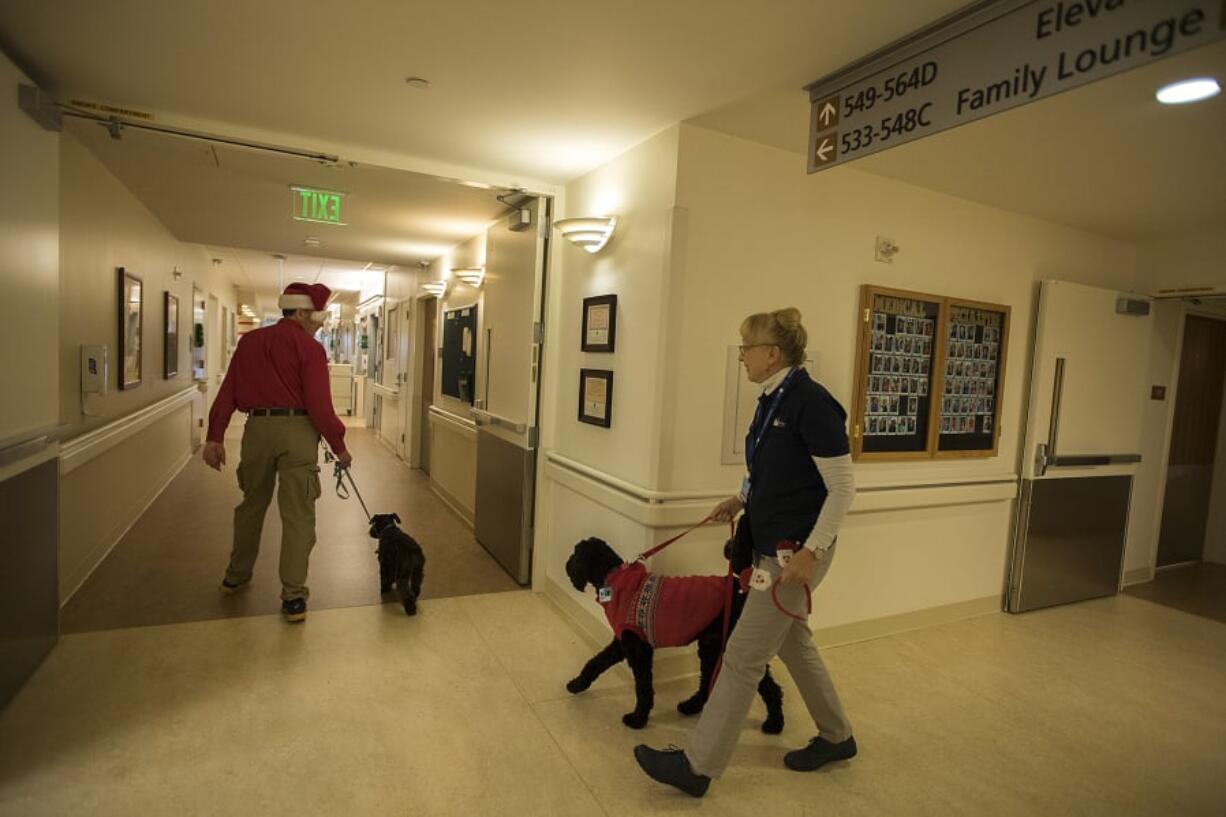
top-left (686, 545), bottom-right (853, 778)
top-left (224, 415), bottom-right (322, 601)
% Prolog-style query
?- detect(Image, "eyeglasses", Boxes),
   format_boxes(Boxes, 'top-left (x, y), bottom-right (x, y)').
top-left (738, 343), bottom-right (777, 353)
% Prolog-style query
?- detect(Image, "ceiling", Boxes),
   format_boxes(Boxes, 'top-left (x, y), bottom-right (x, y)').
top-left (204, 247), bottom-right (382, 314)
top-left (0, 0), bottom-right (966, 186)
top-left (66, 116), bottom-right (508, 261)
top-left (692, 39), bottom-right (1226, 242)
top-left (4, 0), bottom-right (1221, 277)
top-left (65, 117), bottom-right (509, 310)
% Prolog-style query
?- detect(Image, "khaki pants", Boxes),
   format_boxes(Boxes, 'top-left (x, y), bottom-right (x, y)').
top-left (224, 415), bottom-right (322, 600)
top-left (685, 545), bottom-right (852, 778)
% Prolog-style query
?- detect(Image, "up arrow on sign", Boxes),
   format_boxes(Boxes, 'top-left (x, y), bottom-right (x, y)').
top-left (818, 99), bottom-right (839, 128)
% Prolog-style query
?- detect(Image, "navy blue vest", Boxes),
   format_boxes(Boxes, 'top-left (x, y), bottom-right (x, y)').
top-left (743, 368), bottom-right (849, 556)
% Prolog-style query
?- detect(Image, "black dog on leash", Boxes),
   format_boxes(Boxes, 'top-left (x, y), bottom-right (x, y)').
top-left (565, 537), bottom-right (784, 731)
top-left (369, 513), bottom-right (426, 616)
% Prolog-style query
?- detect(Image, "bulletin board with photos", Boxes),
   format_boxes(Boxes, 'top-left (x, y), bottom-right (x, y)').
top-left (852, 286), bottom-right (942, 460)
top-left (935, 299), bottom-right (1010, 457)
top-left (851, 285), bottom-right (1010, 460)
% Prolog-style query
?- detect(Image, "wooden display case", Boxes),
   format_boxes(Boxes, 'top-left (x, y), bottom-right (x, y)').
top-left (851, 285), bottom-right (1009, 461)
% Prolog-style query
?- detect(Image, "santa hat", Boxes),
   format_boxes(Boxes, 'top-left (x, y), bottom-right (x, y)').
top-left (278, 282), bottom-right (331, 312)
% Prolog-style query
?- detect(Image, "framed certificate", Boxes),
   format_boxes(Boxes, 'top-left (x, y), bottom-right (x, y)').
top-left (578, 368), bottom-right (613, 427)
top-left (581, 294), bottom-right (617, 353)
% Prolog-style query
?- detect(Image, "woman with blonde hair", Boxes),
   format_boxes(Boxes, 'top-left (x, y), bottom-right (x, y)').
top-left (635, 307), bottom-right (857, 797)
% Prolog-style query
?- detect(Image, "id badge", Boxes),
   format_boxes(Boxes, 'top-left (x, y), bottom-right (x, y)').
top-left (749, 567), bottom-right (772, 591)
top-left (740, 476), bottom-right (752, 499)
top-left (598, 586), bottom-right (612, 603)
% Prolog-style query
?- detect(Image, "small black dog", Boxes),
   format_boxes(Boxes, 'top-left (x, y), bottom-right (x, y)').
top-left (565, 536), bottom-right (784, 732)
top-left (369, 513), bottom-right (425, 616)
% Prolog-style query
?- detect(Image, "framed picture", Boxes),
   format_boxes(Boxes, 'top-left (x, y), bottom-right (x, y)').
top-left (578, 368), bottom-right (613, 427)
top-left (163, 292), bottom-right (180, 379)
top-left (581, 294), bottom-right (617, 353)
top-left (117, 267), bottom-right (142, 390)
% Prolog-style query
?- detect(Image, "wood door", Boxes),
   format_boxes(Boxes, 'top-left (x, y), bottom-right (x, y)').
top-left (1158, 315), bottom-right (1226, 566)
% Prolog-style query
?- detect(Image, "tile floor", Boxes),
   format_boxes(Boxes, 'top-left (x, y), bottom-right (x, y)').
top-left (3, 588), bottom-right (1224, 816)
top-left (62, 420), bottom-right (521, 633)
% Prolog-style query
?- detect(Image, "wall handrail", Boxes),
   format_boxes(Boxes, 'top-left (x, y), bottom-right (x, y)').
top-left (60, 386), bottom-right (198, 475)
top-left (0, 424), bottom-right (71, 469)
top-left (545, 451), bottom-right (727, 505)
top-left (546, 450), bottom-right (1019, 506)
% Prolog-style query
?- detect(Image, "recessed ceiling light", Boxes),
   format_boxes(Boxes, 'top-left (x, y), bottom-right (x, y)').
top-left (303, 236), bottom-right (320, 247)
top-left (405, 76), bottom-right (430, 89)
top-left (1156, 77), bottom-right (1220, 105)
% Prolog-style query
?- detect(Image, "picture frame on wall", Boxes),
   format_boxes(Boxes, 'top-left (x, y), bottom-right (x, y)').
top-left (581, 294), bottom-right (617, 353)
top-left (163, 292), bottom-right (180, 379)
top-left (117, 267), bottom-right (143, 390)
top-left (578, 368), bottom-right (614, 427)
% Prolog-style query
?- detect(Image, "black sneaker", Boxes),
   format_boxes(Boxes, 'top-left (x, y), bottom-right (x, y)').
top-left (281, 598), bottom-right (307, 623)
top-left (784, 735), bottom-right (857, 772)
top-left (633, 744), bottom-right (710, 798)
top-left (219, 579), bottom-right (249, 595)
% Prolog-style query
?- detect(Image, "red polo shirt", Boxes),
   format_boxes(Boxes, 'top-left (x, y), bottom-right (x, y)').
top-left (207, 318), bottom-right (347, 455)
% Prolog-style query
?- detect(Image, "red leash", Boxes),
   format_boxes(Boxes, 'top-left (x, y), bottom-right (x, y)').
top-left (635, 514), bottom-right (717, 561)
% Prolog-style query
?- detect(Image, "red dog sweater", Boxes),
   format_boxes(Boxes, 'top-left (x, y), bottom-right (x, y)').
top-left (599, 561), bottom-right (727, 648)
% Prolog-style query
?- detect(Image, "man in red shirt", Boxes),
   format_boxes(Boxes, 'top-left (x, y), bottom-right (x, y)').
top-left (202, 282), bottom-right (352, 623)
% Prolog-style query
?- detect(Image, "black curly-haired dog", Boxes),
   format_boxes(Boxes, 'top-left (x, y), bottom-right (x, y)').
top-left (565, 536), bottom-right (784, 732)
top-left (369, 513), bottom-right (425, 616)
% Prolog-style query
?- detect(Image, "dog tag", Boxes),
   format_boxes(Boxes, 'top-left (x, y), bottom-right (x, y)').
top-left (749, 567), bottom-right (772, 591)
top-left (598, 586), bottom-right (612, 603)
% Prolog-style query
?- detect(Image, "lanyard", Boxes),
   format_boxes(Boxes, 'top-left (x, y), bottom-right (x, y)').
top-left (745, 367), bottom-right (799, 473)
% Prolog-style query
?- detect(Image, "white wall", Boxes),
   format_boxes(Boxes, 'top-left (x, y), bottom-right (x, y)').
top-left (0, 56), bottom-right (59, 453)
top-left (55, 133), bottom-right (240, 601)
top-left (538, 123), bottom-right (1145, 635)
top-left (59, 134), bottom-right (238, 437)
top-left (549, 126), bottom-right (682, 488)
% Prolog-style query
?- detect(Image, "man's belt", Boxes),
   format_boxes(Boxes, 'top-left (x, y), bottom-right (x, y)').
top-left (248, 408), bottom-right (309, 417)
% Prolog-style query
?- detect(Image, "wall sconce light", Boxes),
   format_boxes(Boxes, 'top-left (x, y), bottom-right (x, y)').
top-left (553, 216), bottom-right (616, 254)
top-left (454, 266), bottom-right (486, 287)
top-left (421, 281), bottom-right (448, 297)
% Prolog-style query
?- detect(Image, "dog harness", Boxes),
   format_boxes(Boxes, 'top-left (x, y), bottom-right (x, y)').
top-left (599, 561), bottom-right (727, 648)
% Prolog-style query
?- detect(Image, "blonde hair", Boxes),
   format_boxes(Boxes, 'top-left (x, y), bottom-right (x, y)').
top-left (741, 308), bottom-right (807, 366)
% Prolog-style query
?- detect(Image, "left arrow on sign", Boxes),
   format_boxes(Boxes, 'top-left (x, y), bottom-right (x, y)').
top-left (814, 134), bottom-right (838, 165)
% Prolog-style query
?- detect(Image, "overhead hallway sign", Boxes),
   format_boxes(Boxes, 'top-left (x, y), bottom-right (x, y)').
top-left (291, 185), bottom-right (347, 225)
top-left (805, 0), bottom-right (1226, 173)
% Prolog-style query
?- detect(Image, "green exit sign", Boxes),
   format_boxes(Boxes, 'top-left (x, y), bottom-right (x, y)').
top-left (291, 185), bottom-right (346, 226)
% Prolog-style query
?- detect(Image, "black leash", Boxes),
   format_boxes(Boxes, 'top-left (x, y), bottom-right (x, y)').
top-left (323, 446), bottom-right (370, 522)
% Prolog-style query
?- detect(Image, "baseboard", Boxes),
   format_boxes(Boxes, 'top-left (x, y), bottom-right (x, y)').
top-left (542, 576), bottom-right (1001, 685)
top-left (60, 450), bottom-right (192, 605)
top-left (429, 480), bottom-right (475, 528)
top-left (1123, 566), bottom-right (1155, 586)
